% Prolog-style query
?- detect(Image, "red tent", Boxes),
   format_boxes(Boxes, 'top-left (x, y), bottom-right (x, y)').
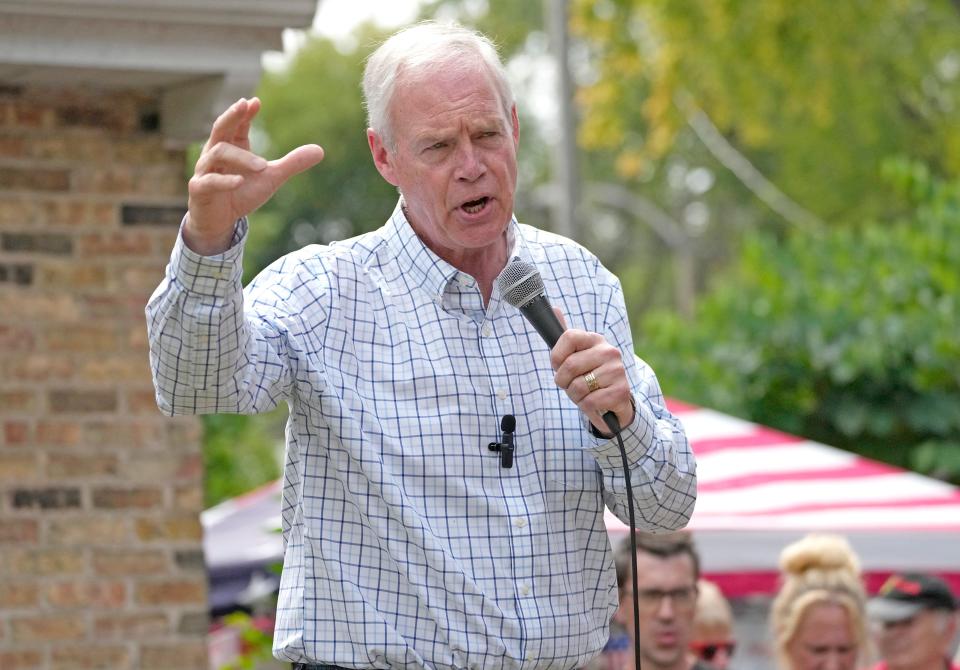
top-left (606, 400), bottom-right (960, 597)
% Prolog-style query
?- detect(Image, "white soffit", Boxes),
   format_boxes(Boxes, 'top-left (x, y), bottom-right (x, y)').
top-left (0, 0), bottom-right (320, 144)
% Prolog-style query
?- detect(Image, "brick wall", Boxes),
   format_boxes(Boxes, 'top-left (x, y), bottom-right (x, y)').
top-left (0, 86), bottom-right (208, 670)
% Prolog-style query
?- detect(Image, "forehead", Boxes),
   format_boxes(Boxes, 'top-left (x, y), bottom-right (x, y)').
top-left (796, 602), bottom-right (855, 641)
top-left (633, 551), bottom-right (697, 587)
top-left (390, 66), bottom-right (506, 136)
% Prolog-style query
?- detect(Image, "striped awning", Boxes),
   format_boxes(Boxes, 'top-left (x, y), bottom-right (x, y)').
top-left (605, 399), bottom-right (960, 596)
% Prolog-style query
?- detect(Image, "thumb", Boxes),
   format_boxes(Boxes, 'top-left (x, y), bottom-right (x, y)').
top-left (553, 306), bottom-right (568, 329)
top-left (269, 144), bottom-right (325, 183)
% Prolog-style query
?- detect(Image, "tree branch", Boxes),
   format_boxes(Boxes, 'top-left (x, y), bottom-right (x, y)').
top-left (675, 92), bottom-right (826, 230)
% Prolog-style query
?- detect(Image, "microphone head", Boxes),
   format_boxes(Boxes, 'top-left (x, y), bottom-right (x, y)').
top-left (498, 260), bottom-right (544, 309)
top-left (500, 414), bottom-right (516, 432)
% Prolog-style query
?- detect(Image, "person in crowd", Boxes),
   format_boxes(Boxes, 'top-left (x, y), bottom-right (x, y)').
top-left (590, 531), bottom-right (712, 670)
top-left (770, 533), bottom-right (869, 670)
top-left (145, 20), bottom-right (697, 670)
top-left (867, 572), bottom-right (959, 670)
top-left (690, 579), bottom-right (736, 670)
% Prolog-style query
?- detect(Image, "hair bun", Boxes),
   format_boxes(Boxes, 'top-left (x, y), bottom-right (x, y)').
top-left (779, 533), bottom-right (860, 576)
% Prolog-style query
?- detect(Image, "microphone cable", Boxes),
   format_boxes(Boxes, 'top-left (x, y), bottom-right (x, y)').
top-left (602, 413), bottom-right (642, 670)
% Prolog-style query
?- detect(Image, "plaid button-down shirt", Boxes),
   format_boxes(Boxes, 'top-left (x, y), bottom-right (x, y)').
top-left (146, 202), bottom-right (696, 670)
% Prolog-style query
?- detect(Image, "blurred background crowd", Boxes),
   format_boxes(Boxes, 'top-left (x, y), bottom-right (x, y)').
top-left (584, 530), bottom-right (958, 670)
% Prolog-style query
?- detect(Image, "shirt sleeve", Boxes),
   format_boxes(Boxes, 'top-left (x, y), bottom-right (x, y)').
top-left (144, 217), bottom-right (294, 416)
top-left (584, 275), bottom-right (697, 532)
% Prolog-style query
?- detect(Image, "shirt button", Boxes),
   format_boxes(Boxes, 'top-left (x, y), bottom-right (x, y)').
top-left (520, 584), bottom-right (530, 595)
top-left (496, 389), bottom-right (507, 400)
top-left (514, 517), bottom-right (527, 528)
top-left (482, 324), bottom-right (492, 337)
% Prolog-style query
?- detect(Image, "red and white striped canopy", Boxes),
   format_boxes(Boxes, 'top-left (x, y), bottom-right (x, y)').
top-left (606, 400), bottom-right (960, 596)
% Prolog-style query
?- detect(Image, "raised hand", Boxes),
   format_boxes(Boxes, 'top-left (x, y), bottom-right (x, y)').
top-left (184, 97), bottom-right (325, 255)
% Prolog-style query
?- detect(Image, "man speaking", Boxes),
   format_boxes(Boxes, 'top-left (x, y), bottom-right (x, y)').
top-left (146, 21), bottom-right (697, 670)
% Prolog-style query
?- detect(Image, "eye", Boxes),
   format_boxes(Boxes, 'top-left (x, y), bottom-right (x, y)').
top-left (427, 142), bottom-right (447, 151)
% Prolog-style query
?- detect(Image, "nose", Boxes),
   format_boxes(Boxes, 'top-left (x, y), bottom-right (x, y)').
top-left (822, 652), bottom-right (844, 670)
top-left (454, 140), bottom-right (485, 182)
top-left (655, 595), bottom-right (676, 619)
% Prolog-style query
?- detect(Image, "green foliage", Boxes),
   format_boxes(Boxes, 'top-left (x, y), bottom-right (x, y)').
top-left (217, 612), bottom-right (275, 670)
top-left (572, 0), bottom-right (960, 223)
top-left (418, 0), bottom-right (545, 56)
top-left (640, 160), bottom-right (960, 482)
top-left (202, 409), bottom-right (284, 508)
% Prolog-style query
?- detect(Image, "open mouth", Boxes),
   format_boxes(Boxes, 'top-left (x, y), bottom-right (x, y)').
top-left (460, 196), bottom-right (490, 214)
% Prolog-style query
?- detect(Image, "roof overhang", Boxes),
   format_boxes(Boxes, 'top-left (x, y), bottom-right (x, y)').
top-left (0, 0), bottom-right (319, 145)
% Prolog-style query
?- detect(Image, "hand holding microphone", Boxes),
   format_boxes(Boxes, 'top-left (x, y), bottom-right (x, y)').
top-left (498, 260), bottom-right (635, 436)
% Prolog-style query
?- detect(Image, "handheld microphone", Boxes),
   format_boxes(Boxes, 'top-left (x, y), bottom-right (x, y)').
top-left (487, 414), bottom-right (515, 469)
top-left (497, 261), bottom-right (565, 347)
top-left (498, 260), bottom-right (620, 435)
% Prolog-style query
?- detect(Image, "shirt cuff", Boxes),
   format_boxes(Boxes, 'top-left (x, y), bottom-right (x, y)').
top-left (170, 216), bottom-right (247, 296)
top-left (586, 396), bottom-right (648, 469)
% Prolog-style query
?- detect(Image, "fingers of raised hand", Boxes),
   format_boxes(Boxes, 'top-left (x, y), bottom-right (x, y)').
top-left (268, 144), bottom-right (325, 183)
top-left (195, 141), bottom-right (267, 178)
top-left (188, 171), bottom-right (243, 196)
top-left (204, 97), bottom-right (260, 152)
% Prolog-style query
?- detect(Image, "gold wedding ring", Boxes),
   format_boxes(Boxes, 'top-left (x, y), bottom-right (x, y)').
top-left (584, 371), bottom-right (600, 393)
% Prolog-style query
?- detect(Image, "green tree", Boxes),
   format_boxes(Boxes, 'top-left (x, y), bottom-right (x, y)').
top-left (640, 160), bottom-right (960, 483)
top-left (571, 0), bottom-right (960, 224)
top-left (202, 409), bottom-right (285, 508)
top-left (418, 0), bottom-right (545, 56)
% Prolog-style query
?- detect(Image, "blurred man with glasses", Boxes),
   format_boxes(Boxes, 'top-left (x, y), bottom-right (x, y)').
top-left (597, 531), bottom-right (716, 670)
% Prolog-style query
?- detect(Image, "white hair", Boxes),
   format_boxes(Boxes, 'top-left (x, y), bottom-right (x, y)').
top-left (362, 21), bottom-right (515, 150)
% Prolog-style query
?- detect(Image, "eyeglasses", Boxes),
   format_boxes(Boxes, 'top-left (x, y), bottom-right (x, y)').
top-left (690, 641), bottom-right (736, 661)
top-left (634, 586), bottom-right (697, 611)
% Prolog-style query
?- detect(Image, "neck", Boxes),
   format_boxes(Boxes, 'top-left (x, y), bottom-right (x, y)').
top-left (458, 245), bottom-right (507, 306)
top-left (401, 204), bottom-right (509, 306)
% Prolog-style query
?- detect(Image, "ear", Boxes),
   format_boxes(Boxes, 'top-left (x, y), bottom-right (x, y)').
top-left (367, 128), bottom-right (399, 187)
top-left (510, 104), bottom-right (520, 149)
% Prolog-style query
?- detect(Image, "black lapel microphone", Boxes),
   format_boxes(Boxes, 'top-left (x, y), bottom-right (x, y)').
top-left (487, 414), bottom-right (515, 469)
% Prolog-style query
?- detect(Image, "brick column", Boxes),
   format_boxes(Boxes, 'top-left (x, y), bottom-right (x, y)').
top-left (0, 86), bottom-right (208, 670)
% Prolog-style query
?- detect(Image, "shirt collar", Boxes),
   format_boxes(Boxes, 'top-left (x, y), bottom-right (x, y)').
top-left (383, 198), bottom-right (532, 302)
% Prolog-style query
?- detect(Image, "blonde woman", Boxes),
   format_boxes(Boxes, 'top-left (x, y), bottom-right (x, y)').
top-left (771, 534), bottom-right (870, 670)
top-left (690, 580), bottom-right (736, 669)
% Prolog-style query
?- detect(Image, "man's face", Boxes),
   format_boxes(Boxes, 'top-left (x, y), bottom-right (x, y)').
top-left (617, 552), bottom-right (698, 670)
top-left (874, 609), bottom-right (957, 670)
top-left (368, 64), bottom-right (519, 269)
